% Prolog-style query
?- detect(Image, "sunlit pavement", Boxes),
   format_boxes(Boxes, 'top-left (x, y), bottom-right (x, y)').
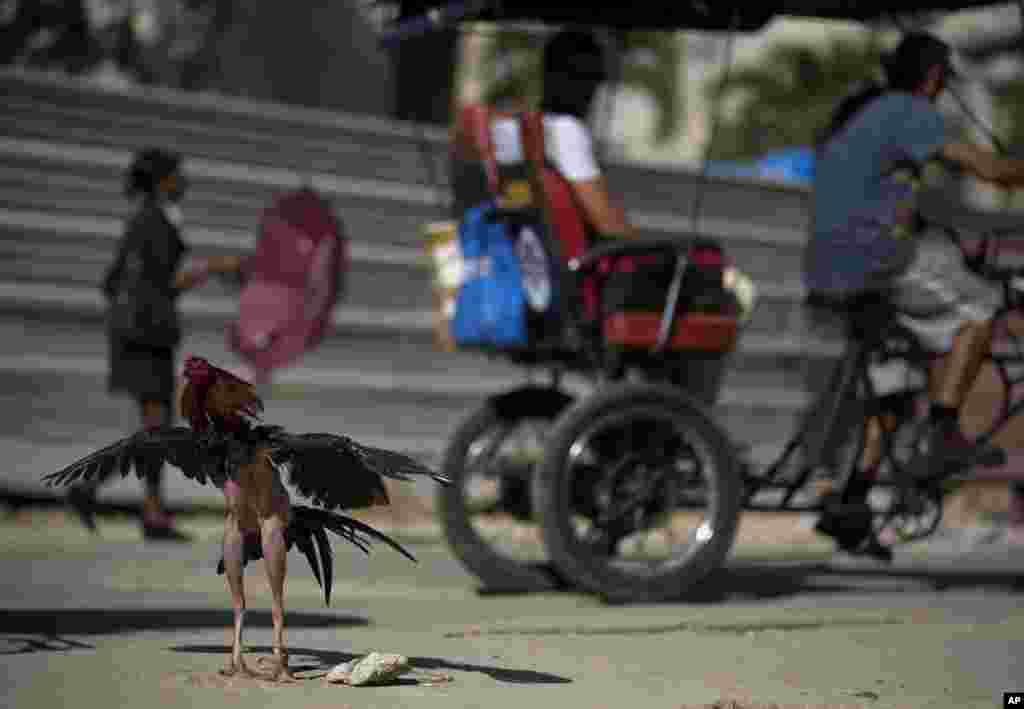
top-left (1, 507), bottom-right (1021, 709)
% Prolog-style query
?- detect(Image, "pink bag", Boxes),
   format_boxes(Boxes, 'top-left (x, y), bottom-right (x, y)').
top-left (228, 188), bottom-right (348, 381)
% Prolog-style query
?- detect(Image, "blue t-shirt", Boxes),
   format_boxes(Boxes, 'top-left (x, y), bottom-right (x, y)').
top-left (804, 92), bottom-right (949, 294)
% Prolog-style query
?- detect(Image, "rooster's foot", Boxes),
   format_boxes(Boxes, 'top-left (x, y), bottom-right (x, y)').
top-left (220, 657), bottom-right (257, 679)
top-left (259, 650), bottom-right (295, 682)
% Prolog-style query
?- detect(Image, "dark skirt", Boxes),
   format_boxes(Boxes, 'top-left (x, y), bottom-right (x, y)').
top-left (108, 338), bottom-right (176, 405)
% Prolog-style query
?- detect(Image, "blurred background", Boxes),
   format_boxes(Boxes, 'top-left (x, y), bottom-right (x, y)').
top-left (7, 3), bottom-right (1024, 190)
top-left (2, 0), bottom-right (1024, 542)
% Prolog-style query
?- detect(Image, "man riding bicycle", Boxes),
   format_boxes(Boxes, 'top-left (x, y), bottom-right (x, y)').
top-left (804, 31), bottom-right (1024, 560)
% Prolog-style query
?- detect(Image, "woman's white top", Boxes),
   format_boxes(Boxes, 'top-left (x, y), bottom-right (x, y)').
top-left (490, 114), bottom-right (601, 182)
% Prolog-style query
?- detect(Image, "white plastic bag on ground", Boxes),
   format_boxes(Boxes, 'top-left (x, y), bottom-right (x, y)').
top-left (326, 652), bottom-right (411, 686)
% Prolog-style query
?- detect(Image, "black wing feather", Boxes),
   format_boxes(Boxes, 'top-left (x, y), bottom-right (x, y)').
top-left (41, 437), bottom-right (129, 487)
top-left (42, 426), bottom-right (224, 488)
top-left (265, 431), bottom-right (449, 513)
top-left (346, 438), bottom-right (450, 484)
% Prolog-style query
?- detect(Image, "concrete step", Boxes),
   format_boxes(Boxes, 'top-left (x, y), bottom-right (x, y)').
top-left (5, 135), bottom-right (1014, 296)
top-left (0, 90), bottom-right (448, 192)
top-left (2, 291), bottom-right (840, 396)
top-left (0, 174), bottom-right (265, 232)
top-left (0, 136), bottom-right (450, 252)
top-left (0, 255), bottom-right (433, 312)
top-left (0, 136), bottom-right (809, 283)
top-left (0, 362), bottom-right (816, 508)
top-left (0, 338), bottom-right (813, 450)
top-left (0, 206), bottom-right (809, 338)
top-left (0, 215), bottom-right (436, 312)
top-left (0, 280), bottom-right (843, 394)
top-left (4, 69), bottom-right (1012, 247)
top-left (0, 68), bottom-right (813, 230)
top-left (0, 280), bottom-right (436, 338)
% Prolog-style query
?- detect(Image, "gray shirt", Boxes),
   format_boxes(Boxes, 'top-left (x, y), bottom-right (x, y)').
top-left (804, 92), bottom-right (949, 294)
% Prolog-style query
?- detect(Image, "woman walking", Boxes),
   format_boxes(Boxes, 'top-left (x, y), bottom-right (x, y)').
top-left (69, 147), bottom-right (242, 540)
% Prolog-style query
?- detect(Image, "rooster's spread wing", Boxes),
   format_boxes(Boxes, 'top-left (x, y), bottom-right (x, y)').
top-left (263, 430), bottom-right (450, 511)
top-left (42, 426), bottom-right (226, 488)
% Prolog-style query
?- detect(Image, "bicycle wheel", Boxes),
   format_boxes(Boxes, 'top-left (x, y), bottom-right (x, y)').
top-left (438, 386), bottom-right (574, 592)
top-left (533, 383), bottom-right (742, 603)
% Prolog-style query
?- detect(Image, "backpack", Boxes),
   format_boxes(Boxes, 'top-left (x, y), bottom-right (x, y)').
top-left (228, 187), bottom-right (348, 375)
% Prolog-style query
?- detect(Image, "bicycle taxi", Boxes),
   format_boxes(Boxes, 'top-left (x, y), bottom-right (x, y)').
top-left (381, 0), bottom-right (1021, 602)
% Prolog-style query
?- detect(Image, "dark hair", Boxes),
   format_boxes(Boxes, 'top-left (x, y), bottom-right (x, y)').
top-left (539, 29), bottom-right (607, 119)
top-left (815, 32), bottom-right (953, 152)
top-left (125, 148), bottom-right (181, 198)
top-left (882, 31), bottom-right (953, 92)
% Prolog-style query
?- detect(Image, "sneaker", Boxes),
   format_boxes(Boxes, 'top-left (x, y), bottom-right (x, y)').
top-left (814, 495), bottom-right (893, 563)
top-left (923, 421), bottom-right (1006, 477)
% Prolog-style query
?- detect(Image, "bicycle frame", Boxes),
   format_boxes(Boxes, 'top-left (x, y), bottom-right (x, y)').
top-left (741, 311), bottom-right (926, 512)
top-left (742, 223), bottom-right (1024, 515)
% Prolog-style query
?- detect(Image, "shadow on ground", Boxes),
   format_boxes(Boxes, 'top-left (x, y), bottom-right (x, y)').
top-left (476, 559), bottom-right (1024, 604)
top-left (172, 644), bottom-right (572, 685)
top-left (677, 560), bottom-right (1024, 603)
top-left (1, 486), bottom-right (223, 518)
top-left (0, 608), bottom-right (367, 655)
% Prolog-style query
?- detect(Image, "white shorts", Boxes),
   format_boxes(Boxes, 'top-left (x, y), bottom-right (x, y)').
top-left (889, 239), bottom-right (1001, 352)
top-left (802, 238), bottom-right (1002, 402)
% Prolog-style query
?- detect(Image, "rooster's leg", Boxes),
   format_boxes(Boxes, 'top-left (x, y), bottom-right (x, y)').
top-left (220, 490), bottom-right (256, 678)
top-left (260, 505), bottom-right (294, 682)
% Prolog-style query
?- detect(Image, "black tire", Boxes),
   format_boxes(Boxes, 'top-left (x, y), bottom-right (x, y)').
top-left (533, 382), bottom-right (742, 603)
top-left (438, 386), bottom-right (574, 592)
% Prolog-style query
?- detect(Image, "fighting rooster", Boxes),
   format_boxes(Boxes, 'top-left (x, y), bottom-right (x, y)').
top-left (42, 356), bottom-right (449, 681)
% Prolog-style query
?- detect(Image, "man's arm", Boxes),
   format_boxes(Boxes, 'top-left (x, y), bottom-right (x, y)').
top-left (548, 117), bottom-right (636, 239)
top-left (174, 255), bottom-right (243, 292)
top-left (941, 141), bottom-right (1024, 186)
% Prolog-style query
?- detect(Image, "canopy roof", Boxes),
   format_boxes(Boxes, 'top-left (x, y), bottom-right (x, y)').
top-left (386, 1), bottom-right (1011, 40)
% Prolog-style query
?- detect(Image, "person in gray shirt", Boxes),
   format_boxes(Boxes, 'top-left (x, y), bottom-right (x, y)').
top-left (805, 32), bottom-right (1024, 558)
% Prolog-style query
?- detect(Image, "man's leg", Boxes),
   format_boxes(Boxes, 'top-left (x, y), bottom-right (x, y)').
top-left (933, 319), bottom-right (993, 410)
top-left (920, 319), bottom-right (1006, 472)
top-left (805, 297), bottom-right (896, 561)
top-left (888, 242), bottom-right (1003, 473)
top-left (813, 405), bottom-right (899, 562)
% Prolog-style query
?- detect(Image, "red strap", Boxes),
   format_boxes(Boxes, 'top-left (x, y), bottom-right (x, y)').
top-left (516, 111), bottom-right (557, 229)
top-left (456, 104), bottom-right (499, 195)
top-left (517, 111), bottom-right (547, 179)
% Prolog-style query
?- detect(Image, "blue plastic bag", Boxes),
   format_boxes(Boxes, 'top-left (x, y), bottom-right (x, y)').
top-left (451, 203), bottom-right (530, 348)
